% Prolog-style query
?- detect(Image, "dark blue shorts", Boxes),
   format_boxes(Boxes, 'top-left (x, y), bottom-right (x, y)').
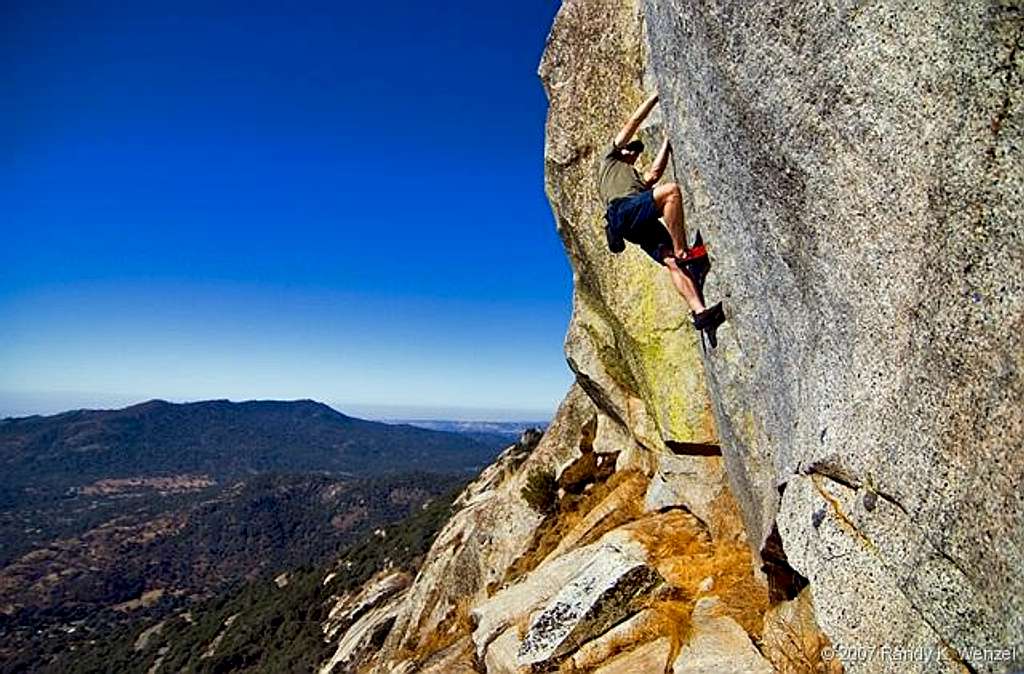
top-left (607, 191), bottom-right (673, 265)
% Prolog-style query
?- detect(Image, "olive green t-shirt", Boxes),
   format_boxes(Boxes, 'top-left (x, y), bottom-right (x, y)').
top-left (597, 142), bottom-right (647, 206)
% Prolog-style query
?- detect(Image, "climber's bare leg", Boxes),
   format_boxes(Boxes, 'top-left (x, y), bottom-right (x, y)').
top-left (653, 182), bottom-right (688, 258)
top-left (664, 256), bottom-right (705, 314)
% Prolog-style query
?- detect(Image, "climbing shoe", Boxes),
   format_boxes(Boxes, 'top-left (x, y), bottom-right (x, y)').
top-left (692, 301), bottom-right (725, 352)
top-left (675, 230), bottom-right (708, 265)
top-left (674, 244), bottom-right (707, 265)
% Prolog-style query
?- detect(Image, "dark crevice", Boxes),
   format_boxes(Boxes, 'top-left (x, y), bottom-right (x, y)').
top-left (802, 460), bottom-right (859, 490)
top-left (761, 524), bottom-right (809, 604)
top-left (665, 440), bottom-right (722, 456)
top-left (368, 615), bottom-right (396, 649)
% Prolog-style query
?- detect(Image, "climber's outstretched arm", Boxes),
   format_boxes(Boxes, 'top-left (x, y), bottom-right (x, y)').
top-left (644, 138), bottom-right (671, 186)
top-left (613, 92), bottom-right (659, 148)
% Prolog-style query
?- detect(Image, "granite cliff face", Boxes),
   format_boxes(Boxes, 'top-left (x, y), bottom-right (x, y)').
top-left (642, 1), bottom-right (1023, 671)
top-left (315, 1), bottom-right (1022, 672)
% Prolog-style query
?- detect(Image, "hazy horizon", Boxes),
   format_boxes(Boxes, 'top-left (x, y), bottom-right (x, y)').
top-left (0, 389), bottom-right (554, 423)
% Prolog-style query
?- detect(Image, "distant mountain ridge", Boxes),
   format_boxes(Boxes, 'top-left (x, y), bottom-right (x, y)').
top-left (0, 398), bottom-right (501, 494)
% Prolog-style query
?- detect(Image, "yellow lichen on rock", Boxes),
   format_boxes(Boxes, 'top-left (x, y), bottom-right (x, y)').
top-left (540, 0), bottom-right (717, 450)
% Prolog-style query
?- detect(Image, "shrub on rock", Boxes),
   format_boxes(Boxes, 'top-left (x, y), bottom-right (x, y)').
top-left (521, 466), bottom-right (558, 515)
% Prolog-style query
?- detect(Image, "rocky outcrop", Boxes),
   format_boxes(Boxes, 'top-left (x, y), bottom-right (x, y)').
top-left (315, 1), bottom-right (1021, 673)
top-left (363, 385), bottom-right (601, 671)
top-left (319, 572), bottom-right (411, 673)
top-left (317, 401), bottom-right (770, 674)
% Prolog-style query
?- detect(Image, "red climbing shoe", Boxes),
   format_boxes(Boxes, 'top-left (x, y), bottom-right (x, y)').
top-left (676, 232), bottom-right (711, 306)
top-left (674, 244), bottom-right (707, 265)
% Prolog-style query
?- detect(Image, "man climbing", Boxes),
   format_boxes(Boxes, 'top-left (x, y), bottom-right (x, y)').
top-left (598, 92), bottom-right (725, 348)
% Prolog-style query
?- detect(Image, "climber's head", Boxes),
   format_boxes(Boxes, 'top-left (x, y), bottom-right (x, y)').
top-left (618, 139), bottom-right (644, 164)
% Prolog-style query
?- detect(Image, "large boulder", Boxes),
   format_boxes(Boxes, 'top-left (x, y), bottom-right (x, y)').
top-left (672, 597), bottom-right (773, 674)
top-left (516, 544), bottom-right (662, 667)
top-left (643, 451), bottom-right (742, 541)
top-left (642, 0), bottom-right (1023, 670)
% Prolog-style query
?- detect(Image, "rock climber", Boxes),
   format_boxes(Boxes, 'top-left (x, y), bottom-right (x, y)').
top-left (598, 92), bottom-right (725, 348)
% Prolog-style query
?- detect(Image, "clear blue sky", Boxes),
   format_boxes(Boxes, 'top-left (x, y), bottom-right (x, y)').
top-left (1, 1), bottom-right (572, 420)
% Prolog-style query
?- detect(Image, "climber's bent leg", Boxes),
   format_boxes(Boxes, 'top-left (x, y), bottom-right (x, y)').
top-left (664, 256), bottom-right (705, 314)
top-left (653, 182), bottom-right (688, 258)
